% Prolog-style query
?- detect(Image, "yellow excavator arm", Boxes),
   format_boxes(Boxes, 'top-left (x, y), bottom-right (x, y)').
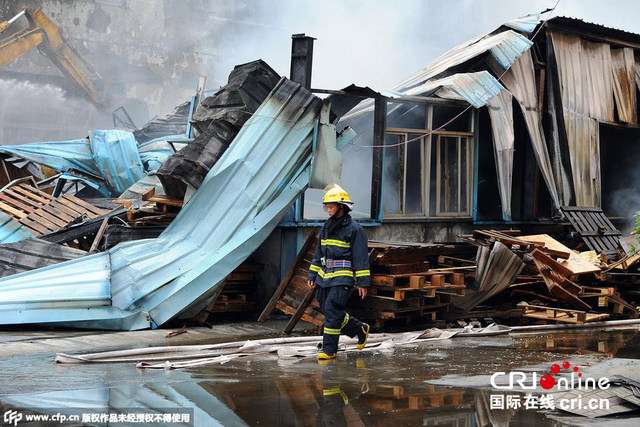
top-left (0, 8), bottom-right (105, 106)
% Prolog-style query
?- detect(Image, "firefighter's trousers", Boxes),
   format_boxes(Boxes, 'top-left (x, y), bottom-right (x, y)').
top-left (316, 285), bottom-right (365, 354)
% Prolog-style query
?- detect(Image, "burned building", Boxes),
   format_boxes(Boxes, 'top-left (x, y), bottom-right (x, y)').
top-left (285, 14), bottom-right (640, 245)
top-left (0, 12), bottom-right (639, 331)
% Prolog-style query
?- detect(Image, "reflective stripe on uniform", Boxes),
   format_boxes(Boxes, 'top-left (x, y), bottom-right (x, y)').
top-left (324, 327), bottom-right (341, 335)
top-left (309, 264), bottom-right (322, 273)
top-left (341, 313), bottom-right (350, 329)
top-left (316, 269), bottom-right (354, 279)
top-left (323, 388), bottom-right (349, 403)
top-left (321, 239), bottom-right (350, 248)
top-left (355, 269), bottom-right (370, 277)
top-left (323, 388), bottom-right (342, 396)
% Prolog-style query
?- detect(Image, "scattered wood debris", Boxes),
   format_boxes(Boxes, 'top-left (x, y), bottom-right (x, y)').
top-left (259, 231), bottom-right (477, 331)
top-left (259, 226), bottom-right (640, 332)
top-left (165, 325), bottom-right (187, 338)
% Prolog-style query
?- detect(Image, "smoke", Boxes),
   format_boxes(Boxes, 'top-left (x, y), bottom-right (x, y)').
top-left (3, 0), bottom-right (640, 188)
top-left (0, 78), bottom-right (111, 145)
top-left (609, 186), bottom-right (640, 235)
top-left (605, 153), bottom-right (640, 236)
top-left (5, 1), bottom-right (640, 128)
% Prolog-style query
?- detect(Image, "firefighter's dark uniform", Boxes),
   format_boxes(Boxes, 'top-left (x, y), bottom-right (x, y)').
top-left (307, 213), bottom-right (370, 355)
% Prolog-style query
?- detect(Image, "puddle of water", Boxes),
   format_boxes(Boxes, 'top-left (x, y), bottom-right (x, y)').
top-left (1, 328), bottom-right (639, 426)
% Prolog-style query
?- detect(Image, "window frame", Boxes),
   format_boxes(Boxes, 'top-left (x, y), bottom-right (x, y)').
top-left (383, 106), bottom-right (475, 219)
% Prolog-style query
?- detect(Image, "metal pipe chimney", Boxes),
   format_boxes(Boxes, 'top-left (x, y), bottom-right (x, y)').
top-left (290, 34), bottom-right (315, 89)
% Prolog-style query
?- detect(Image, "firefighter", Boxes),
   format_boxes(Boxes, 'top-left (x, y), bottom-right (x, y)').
top-left (307, 184), bottom-right (370, 360)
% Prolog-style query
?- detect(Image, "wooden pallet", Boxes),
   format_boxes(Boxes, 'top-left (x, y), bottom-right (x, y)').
top-left (561, 206), bottom-right (621, 258)
top-left (371, 310), bottom-right (439, 328)
top-left (437, 255), bottom-right (476, 267)
top-left (0, 183), bottom-right (108, 235)
top-left (372, 271), bottom-right (465, 288)
top-left (259, 229), bottom-right (325, 329)
top-left (372, 262), bottom-right (430, 275)
top-left (368, 284), bottom-right (465, 300)
top-left (595, 294), bottom-right (639, 318)
top-left (531, 249), bottom-right (591, 311)
top-left (194, 262), bottom-right (262, 321)
top-left (148, 195), bottom-right (184, 213)
top-left (517, 302), bottom-right (609, 324)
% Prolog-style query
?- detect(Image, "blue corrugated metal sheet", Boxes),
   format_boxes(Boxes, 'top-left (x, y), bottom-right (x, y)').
top-left (394, 30), bottom-right (532, 94)
top-left (400, 71), bottom-right (506, 108)
top-left (342, 29), bottom-right (533, 121)
top-left (0, 78), bottom-right (324, 330)
top-left (0, 130), bottom-right (148, 196)
top-left (0, 211), bottom-right (34, 244)
top-left (138, 136), bottom-right (190, 172)
top-left (0, 138), bottom-right (98, 176)
top-left (89, 130), bottom-right (145, 195)
top-left (504, 12), bottom-right (543, 34)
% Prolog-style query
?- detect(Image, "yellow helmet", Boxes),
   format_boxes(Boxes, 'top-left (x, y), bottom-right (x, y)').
top-left (322, 184), bottom-right (354, 209)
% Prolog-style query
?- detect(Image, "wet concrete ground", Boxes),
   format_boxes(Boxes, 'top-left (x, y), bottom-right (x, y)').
top-left (1, 323), bottom-right (640, 426)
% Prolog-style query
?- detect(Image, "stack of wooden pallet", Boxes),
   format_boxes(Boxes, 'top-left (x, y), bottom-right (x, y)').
top-left (209, 263), bottom-right (263, 313)
top-left (258, 230), bottom-right (475, 331)
top-left (349, 245), bottom-right (468, 328)
top-left (194, 262), bottom-right (263, 323)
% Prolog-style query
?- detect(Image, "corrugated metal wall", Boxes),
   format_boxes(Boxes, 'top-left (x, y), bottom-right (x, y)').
top-left (549, 31), bottom-right (637, 208)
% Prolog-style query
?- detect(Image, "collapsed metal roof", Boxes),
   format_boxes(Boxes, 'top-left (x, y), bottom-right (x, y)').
top-left (343, 23), bottom-right (537, 121)
top-left (401, 71), bottom-right (506, 108)
top-left (393, 29), bottom-right (533, 94)
top-left (341, 12), bottom-right (550, 220)
top-left (0, 77), bottom-right (337, 330)
top-left (0, 238), bottom-right (86, 278)
top-left (342, 11), bottom-right (640, 219)
top-left (0, 130), bottom-right (145, 196)
top-left (132, 100), bottom-right (192, 144)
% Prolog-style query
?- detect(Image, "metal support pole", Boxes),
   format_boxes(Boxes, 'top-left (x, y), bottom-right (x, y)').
top-left (371, 96), bottom-right (387, 221)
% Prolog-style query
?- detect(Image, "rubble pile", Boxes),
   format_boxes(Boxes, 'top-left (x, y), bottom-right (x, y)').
top-left (260, 225), bottom-right (640, 332)
top-left (454, 229), bottom-right (639, 324)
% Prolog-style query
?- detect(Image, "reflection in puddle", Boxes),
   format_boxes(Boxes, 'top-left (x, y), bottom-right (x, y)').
top-left (196, 357), bottom-right (550, 426)
top-left (515, 329), bottom-right (640, 358)
top-left (1, 328), bottom-right (639, 425)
